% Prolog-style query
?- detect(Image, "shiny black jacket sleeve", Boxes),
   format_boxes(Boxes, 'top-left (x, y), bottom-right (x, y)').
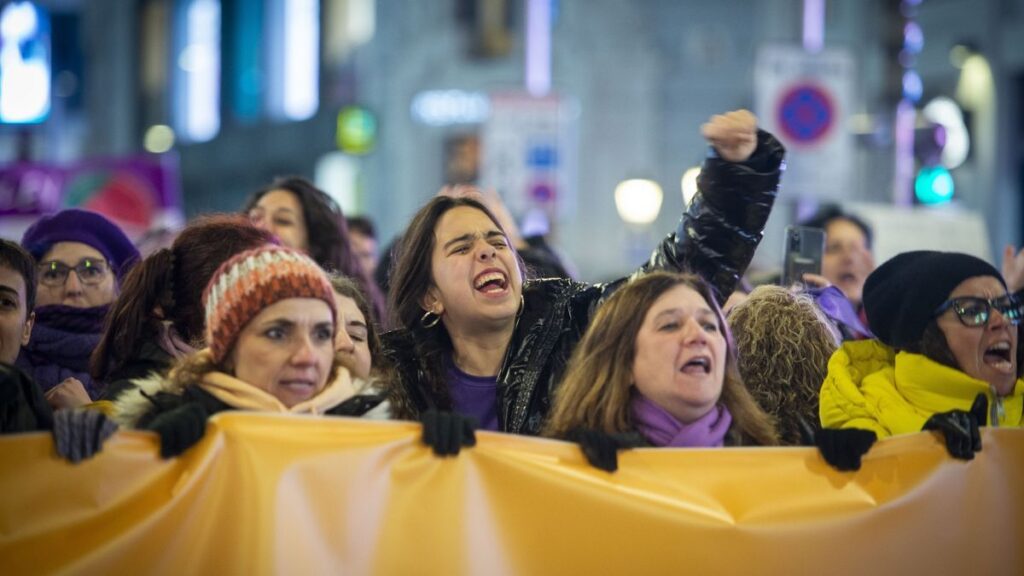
top-left (640, 129), bottom-right (785, 304)
top-left (563, 129), bottom-right (784, 337)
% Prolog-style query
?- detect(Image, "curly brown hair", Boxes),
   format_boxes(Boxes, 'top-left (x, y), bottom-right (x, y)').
top-left (727, 285), bottom-right (840, 445)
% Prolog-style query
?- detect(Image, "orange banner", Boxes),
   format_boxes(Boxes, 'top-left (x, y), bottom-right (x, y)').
top-left (1, 414), bottom-right (1022, 575)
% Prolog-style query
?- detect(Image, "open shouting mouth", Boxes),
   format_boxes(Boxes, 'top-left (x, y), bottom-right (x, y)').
top-left (983, 340), bottom-right (1014, 373)
top-left (680, 355), bottom-right (712, 375)
top-left (474, 269), bottom-right (509, 294)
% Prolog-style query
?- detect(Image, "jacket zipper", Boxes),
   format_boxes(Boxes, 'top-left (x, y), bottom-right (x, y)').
top-left (989, 386), bottom-right (1004, 426)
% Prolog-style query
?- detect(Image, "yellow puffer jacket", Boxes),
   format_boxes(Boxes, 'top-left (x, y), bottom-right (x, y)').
top-left (819, 339), bottom-right (1024, 438)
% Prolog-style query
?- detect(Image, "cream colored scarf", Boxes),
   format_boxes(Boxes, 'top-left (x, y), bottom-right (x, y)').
top-left (198, 366), bottom-right (354, 415)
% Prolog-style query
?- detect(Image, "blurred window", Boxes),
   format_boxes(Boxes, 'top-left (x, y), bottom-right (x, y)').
top-left (266, 0), bottom-right (319, 121)
top-left (173, 0), bottom-right (221, 142)
top-left (228, 0), bottom-right (264, 122)
top-left (0, 1), bottom-right (51, 124)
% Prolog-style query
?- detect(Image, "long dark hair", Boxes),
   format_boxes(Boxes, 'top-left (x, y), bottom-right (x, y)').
top-left (544, 271), bottom-right (779, 446)
top-left (245, 176), bottom-right (386, 324)
top-left (91, 215), bottom-right (274, 381)
top-left (386, 196), bottom-right (524, 412)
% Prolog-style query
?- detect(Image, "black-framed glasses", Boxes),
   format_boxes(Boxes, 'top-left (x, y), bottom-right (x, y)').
top-left (37, 258), bottom-right (110, 287)
top-left (933, 293), bottom-right (1023, 327)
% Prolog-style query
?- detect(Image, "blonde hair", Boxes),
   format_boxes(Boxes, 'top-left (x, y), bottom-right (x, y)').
top-left (727, 285), bottom-right (840, 444)
top-left (544, 271), bottom-right (779, 446)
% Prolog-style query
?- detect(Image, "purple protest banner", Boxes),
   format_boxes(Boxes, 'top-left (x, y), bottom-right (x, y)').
top-left (0, 154), bottom-right (183, 241)
top-left (0, 164), bottom-right (64, 217)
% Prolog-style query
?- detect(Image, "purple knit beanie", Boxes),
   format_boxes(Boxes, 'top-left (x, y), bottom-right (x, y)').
top-left (21, 209), bottom-right (140, 281)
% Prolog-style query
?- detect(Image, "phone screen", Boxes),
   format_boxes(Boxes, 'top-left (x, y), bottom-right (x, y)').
top-left (782, 225), bottom-right (825, 287)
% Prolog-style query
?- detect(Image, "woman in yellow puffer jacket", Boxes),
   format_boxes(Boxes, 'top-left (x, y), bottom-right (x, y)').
top-left (817, 250), bottom-right (1023, 470)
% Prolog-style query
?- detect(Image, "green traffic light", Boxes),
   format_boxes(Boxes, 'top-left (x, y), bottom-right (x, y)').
top-left (915, 165), bottom-right (955, 205)
top-left (336, 106), bottom-right (377, 155)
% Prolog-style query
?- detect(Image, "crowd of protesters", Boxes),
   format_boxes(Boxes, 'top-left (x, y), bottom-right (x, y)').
top-left (1, 109), bottom-right (1021, 473)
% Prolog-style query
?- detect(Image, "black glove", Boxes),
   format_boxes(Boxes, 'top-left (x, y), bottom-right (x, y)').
top-left (52, 409), bottom-right (118, 463)
top-left (145, 402), bottom-right (209, 458)
top-left (421, 409), bottom-right (477, 456)
top-left (815, 428), bottom-right (877, 472)
top-left (922, 393), bottom-right (987, 460)
top-left (565, 428), bottom-right (632, 473)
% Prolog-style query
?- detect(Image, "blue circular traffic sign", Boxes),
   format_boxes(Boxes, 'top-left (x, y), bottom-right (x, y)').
top-left (777, 84), bottom-right (834, 144)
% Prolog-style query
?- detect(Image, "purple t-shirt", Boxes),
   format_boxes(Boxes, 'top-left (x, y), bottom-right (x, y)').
top-left (447, 359), bottom-right (500, 431)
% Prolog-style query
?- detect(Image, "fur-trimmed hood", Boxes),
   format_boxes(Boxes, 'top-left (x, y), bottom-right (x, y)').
top-left (111, 372), bottom-right (181, 429)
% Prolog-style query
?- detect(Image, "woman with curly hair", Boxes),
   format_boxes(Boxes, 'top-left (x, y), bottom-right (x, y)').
top-left (727, 285), bottom-right (840, 445)
top-left (544, 271), bottom-right (779, 471)
top-left (244, 176), bottom-right (386, 323)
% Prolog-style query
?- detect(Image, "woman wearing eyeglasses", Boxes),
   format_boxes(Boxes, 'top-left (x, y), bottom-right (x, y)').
top-left (817, 250), bottom-right (1023, 471)
top-left (18, 209), bottom-right (139, 406)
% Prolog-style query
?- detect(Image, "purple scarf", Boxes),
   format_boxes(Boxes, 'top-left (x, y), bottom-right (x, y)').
top-left (630, 392), bottom-right (732, 448)
top-left (808, 285), bottom-right (873, 341)
top-left (15, 304), bottom-right (109, 398)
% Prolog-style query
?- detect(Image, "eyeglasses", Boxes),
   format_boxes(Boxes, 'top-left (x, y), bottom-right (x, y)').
top-left (933, 294), bottom-right (1023, 327)
top-left (38, 258), bottom-right (110, 287)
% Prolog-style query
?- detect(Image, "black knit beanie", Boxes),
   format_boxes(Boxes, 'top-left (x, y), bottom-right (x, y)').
top-left (863, 250), bottom-right (1005, 349)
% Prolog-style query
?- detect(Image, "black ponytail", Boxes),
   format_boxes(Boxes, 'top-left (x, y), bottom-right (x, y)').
top-left (91, 248), bottom-right (175, 382)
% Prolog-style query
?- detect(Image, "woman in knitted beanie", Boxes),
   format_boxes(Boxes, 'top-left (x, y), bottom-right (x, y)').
top-left (817, 250), bottom-right (1023, 471)
top-left (17, 209), bottom-right (139, 405)
top-left (544, 271), bottom-right (779, 472)
top-left (113, 245), bottom-right (384, 458)
top-left (91, 215), bottom-right (274, 402)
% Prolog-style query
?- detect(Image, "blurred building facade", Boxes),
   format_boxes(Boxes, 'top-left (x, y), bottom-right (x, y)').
top-left (1, 0), bottom-right (1022, 281)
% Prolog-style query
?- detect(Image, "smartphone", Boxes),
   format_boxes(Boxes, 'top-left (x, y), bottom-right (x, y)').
top-left (782, 225), bottom-right (825, 287)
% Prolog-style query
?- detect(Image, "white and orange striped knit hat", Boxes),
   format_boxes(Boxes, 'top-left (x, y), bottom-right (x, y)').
top-left (202, 245), bottom-right (336, 363)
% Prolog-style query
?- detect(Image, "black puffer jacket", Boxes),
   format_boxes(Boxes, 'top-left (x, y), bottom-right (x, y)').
top-left (382, 130), bottom-right (786, 435)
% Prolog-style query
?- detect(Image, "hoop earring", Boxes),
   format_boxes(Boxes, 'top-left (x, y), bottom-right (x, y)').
top-left (516, 294), bottom-right (524, 319)
top-left (420, 309), bottom-right (441, 329)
